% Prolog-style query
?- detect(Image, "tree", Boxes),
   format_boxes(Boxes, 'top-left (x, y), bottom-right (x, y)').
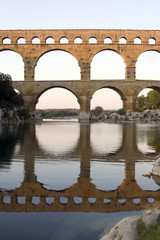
top-left (147, 90), bottom-right (160, 109)
top-left (0, 72), bottom-right (24, 109)
top-left (136, 95), bottom-right (146, 111)
top-left (91, 106), bottom-right (103, 116)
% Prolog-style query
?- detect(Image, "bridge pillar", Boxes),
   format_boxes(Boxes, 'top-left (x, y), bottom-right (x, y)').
top-left (23, 95), bottom-right (37, 115)
top-left (23, 57), bottom-right (37, 81)
top-left (125, 66), bottom-right (136, 80)
top-left (125, 59), bottom-right (136, 81)
top-left (123, 95), bottom-right (137, 112)
top-left (78, 61), bottom-right (91, 80)
top-left (78, 96), bottom-right (91, 122)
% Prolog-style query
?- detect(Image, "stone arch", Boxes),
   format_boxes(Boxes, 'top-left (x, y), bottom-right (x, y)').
top-left (91, 86), bottom-right (124, 109)
top-left (119, 37), bottom-right (127, 44)
top-left (32, 37), bottom-right (40, 44)
top-left (149, 37), bottom-right (156, 45)
top-left (45, 37), bottom-right (54, 44)
top-left (74, 37), bottom-right (82, 44)
top-left (136, 50), bottom-right (160, 80)
top-left (91, 49), bottom-right (125, 80)
top-left (2, 37), bottom-right (11, 44)
top-left (17, 37), bottom-right (26, 44)
top-left (35, 49), bottom-right (80, 80)
top-left (89, 37), bottom-right (97, 44)
top-left (0, 49), bottom-right (24, 80)
top-left (60, 37), bottom-right (68, 44)
top-left (36, 86), bottom-right (79, 109)
top-left (134, 37), bottom-right (142, 44)
top-left (104, 37), bottom-right (112, 44)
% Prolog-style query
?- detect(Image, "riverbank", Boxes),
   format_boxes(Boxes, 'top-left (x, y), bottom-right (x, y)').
top-left (99, 207), bottom-right (160, 240)
top-left (0, 108), bottom-right (42, 123)
top-left (91, 110), bottom-right (160, 123)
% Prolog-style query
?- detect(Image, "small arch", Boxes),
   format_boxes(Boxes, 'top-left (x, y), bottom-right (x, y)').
top-left (104, 37), bottom-right (112, 44)
top-left (74, 37), bottom-right (82, 44)
top-left (119, 37), bottom-right (127, 44)
top-left (134, 37), bottom-right (142, 44)
top-left (149, 37), bottom-right (156, 45)
top-left (60, 37), bottom-right (68, 44)
top-left (32, 37), bottom-right (40, 44)
top-left (45, 37), bottom-right (54, 44)
top-left (17, 37), bottom-right (26, 44)
top-left (89, 37), bottom-right (97, 44)
top-left (2, 37), bottom-right (11, 44)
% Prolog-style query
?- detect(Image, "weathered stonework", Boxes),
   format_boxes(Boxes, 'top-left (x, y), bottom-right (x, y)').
top-left (1, 29), bottom-right (160, 121)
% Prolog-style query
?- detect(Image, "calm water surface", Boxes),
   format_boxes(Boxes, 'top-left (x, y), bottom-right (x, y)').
top-left (0, 121), bottom-right (160, 240)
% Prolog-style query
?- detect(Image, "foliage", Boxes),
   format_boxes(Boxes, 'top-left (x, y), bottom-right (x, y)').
top-left (36, 109), bottom-right (79, 119)
top-left (137, 218), bottom-right (160, 240)
top-left (148, 90), bottom-right (160, 109)
top-left (17, 109), bottom-right (31, 119)
top-left (0, 72), bottom-right (24, 109)
top-left (91, 106), bottom-right (104, 116)
top-left (136, 90), bottom-right (160, 111)
top-left (117, 108), bottom-right (126, 115)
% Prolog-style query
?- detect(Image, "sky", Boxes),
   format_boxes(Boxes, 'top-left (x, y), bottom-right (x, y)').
top-left (1, 0), bottom-right (160, 109)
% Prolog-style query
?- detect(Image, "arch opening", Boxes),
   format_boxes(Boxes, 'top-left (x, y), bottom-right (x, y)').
top-left (119, 37), bottom-right (127, 44)
top-left (91, 50), bottom-right (125, 80)
top-left (0, 50), bottom-right (24, 80)
top-left (89, 37), bottom-right (97, 44)
top-left (136, 87), bottom-right (160, 111)
top-left (149, 38), bottom-right (156, 45)
top-left (91, 88), bottom-right (123, 110)
top-left (17, 37), bottom-right (26, 44)
top-left (136, 50), bottom-right (160, 80)
top-left (134, 37), bottom-right (142, 44)
top-left (32, 37), bottom-right (40, 44)
top-left (104, 37), bottom-right (112, 44)
top-left (2, 38), bottom-right (11, 44)
top-left (35, 50), bottom-right (80, 81)
top-left (46, 37), bottom-right (54, 44)
top-left (36, 87), bottom-right (79, 110)
top-left (74, 37), bottom-right (82, 44)
top-left (60, 37), bottom-right (68, 44)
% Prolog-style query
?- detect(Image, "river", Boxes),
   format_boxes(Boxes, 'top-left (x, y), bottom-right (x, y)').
top-left (0, 121), bottom-right (160, 240)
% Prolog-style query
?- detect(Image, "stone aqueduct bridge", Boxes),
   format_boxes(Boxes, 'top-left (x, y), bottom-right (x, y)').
top-left (1, 29), bottom-right (160, 120)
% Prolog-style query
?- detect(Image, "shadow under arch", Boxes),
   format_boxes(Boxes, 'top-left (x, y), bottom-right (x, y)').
top-left (35, 49), bottom-right (80, 81)
top-left (0, 49), bottom-right (24, 80)
top-left (91, 49), bottom-right (125, 80)
top-left (91, 86), bottom-right (124, 109)
top-left (136, 50), bottom-right (160, 80)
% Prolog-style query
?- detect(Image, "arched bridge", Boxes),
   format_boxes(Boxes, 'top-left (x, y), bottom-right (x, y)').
top-left (1, 29), bottom-right (160, 121)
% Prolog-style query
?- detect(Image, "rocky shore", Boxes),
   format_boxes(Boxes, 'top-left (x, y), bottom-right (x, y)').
top-left (91, 110), bottom-right (160, 123)
top-left (99, 208), bottom-right (160, 240)
top-left (0, 108), bottom-right (42, 123)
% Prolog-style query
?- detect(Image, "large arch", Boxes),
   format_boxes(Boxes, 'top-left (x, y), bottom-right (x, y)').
top-left (91, 87), bottom-right (123, 110)
top-left (36, 87), bottom-right (80, 109)
top-left (136, 50), bottom-right (160, 80)
top-left (0, 50), bottom-right (24, 80)
top-left (35, 50), bottom-right (80, 81)
top-left (91, 50), bottom-right (125, 80)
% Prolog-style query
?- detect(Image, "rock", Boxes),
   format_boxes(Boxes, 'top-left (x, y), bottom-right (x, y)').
top-left (152, 157), bottom-right (160, 176)
top-left (99, 208), bottom-right (160, 240)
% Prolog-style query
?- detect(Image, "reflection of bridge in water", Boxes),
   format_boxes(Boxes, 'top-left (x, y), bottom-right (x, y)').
top-left (0, 123), bottom-right (160, 213)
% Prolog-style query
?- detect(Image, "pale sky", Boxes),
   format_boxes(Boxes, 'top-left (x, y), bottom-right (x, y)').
top-left (1, 0), bottom-right (160, 109)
